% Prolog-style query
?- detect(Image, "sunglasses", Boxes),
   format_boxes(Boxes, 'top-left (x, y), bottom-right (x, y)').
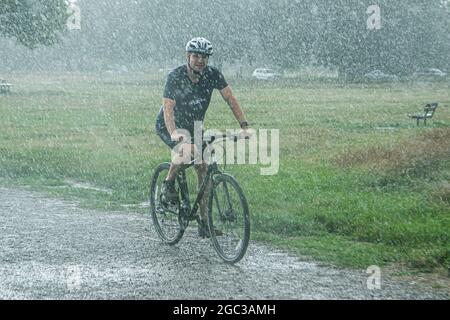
top-left (190, 53), bottom-right (209, 60)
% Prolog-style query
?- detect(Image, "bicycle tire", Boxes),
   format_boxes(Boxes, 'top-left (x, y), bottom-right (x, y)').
top-left (149, 162), bottom-right (184, 245)
top-left (207, 173), bottom-right (250, 264)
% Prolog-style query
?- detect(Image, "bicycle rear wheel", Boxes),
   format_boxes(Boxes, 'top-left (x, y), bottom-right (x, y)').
top-left (150, 162), bottom-right (184, 245)
top-left (207, 173), bottom-right (250, 264)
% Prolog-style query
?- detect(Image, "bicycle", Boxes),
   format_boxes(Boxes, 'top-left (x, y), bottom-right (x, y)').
top-left (149, 133), bottom-right (250, 264)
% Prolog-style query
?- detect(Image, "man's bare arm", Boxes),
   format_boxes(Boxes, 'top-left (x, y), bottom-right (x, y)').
top-left (219, 86), bottom-right (248, 129)
top-left (163, 98), bottom-right (177, 135)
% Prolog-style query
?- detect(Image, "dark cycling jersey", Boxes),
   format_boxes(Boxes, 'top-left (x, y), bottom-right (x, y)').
top-left (155, 64), bottom-right (228, 138)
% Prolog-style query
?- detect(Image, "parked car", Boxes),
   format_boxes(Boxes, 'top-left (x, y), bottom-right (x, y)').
top-left (363, 70), bottom-right (399, 81)
top-left (252, 68), bottom-right (281, 80)
top-left (413, 68), bottom-right (447, 78)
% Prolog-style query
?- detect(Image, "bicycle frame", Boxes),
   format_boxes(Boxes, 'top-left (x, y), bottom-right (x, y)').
top-left (177, 155), bottom-right (221, 227)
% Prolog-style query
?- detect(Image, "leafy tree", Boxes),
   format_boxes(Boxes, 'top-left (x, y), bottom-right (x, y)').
top-left (0, 0), bottom-right (68, 48)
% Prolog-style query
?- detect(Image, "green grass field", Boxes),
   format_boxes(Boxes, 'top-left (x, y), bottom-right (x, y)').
top-left (1, 72), bottom-right (449, 274)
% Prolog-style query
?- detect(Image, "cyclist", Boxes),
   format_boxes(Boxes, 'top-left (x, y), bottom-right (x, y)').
top-left (155, 37), bottom-right (250, 238)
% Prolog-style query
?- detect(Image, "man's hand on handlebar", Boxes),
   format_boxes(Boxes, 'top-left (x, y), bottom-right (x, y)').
top-left (238, 128), bottom-right (252, 140)
top-left (171, 130), bottom-right (189, 143)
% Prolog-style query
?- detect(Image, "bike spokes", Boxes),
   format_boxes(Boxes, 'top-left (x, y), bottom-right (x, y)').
top-left (208, 174), bottom-right (250, 264)
top-left (150, 163), bottom-right (184, 244)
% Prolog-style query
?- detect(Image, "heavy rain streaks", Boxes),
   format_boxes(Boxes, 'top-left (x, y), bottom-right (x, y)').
top-left (0, 0), bottom-right (449, 301)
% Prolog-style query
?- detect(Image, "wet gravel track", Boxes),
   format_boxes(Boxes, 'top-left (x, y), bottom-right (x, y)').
top-left (0, 187), bottom-right (448, 300)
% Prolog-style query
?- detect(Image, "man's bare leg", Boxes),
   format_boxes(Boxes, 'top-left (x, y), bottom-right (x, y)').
top-left (165, 143), bottom-right (197, 181)
top-left (165, 163), bottom-right (180, 182)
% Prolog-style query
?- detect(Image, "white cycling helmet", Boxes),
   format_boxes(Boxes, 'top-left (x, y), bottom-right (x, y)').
top-left (186, 37), bottom-right (213, 56)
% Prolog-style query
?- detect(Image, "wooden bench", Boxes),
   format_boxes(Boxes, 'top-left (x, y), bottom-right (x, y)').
top-left (408, 102), bottom-right (439, 126)
top-left (0, 79), bottom-right (13, 95)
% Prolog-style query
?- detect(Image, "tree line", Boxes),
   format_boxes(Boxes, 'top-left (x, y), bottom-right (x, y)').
top-left (1, 0), bottom-right (449, 78)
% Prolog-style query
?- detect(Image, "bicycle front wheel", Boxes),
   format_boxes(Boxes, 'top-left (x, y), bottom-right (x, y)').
top-left (208, 173), bottom-right (250, 264)
top-left (150, 162), bottom-right (184, 245)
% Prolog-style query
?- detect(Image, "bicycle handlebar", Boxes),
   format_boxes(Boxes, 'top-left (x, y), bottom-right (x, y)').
top-left (204, 133), bottom-right (250, 144)
top-left (173, 132), bottom-right (250, 144)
